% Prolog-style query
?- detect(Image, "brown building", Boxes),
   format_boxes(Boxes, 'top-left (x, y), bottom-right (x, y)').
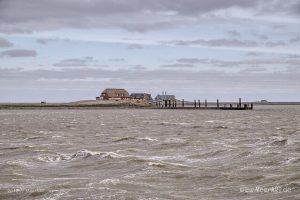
top-left (100, 88), bottom-right (130, 100)
top-left (130, 93), bottom-right (152, 102)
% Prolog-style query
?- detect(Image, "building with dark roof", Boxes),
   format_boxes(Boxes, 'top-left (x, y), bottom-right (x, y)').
top-left (99, 88), bottom-right (130, 100)
top-left (155, 94), bottom-right (176, 101)
top-left (130, 93), bottom-right (152, 101)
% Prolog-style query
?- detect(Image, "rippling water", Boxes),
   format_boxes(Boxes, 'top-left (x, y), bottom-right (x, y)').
top-left (0, 106), bottom-right (299, 199)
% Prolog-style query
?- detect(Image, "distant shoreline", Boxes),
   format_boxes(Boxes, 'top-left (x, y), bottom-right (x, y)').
top-left (0, 100), bottom-right (152, 110)
top-left (0, 104), bottom-right (152, 110)
top-left (253, 102), bottom-right (300, 105)
top-left (0, 101), bottom-right (299, 110)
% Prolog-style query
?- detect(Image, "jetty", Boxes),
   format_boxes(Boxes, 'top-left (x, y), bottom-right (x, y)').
top-left (155, 98), bottom-right (253, 110)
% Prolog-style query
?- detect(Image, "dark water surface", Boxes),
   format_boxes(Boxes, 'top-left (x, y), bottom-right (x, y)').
top-left (0, 106), bottom-right (299, 199)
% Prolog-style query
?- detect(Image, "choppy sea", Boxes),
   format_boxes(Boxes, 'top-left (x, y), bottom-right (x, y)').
top-left (0, 106), bottom-right (299, 199)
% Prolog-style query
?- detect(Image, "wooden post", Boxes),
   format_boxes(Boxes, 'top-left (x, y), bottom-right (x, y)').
top-left (165, 100), bottom-right (168, 108)
top-left (250, 103), bottom-right (253, 110)
top-left (239, 98), bottom-right (242, 108)
top-left (198, 100), bottom-right (200, 108)
top-left (194, 100), bottom-right (197, 108)
top-left (217, 99), bottom-right (219, 108)
top-left (230, 104), bottom-right (232, 108)
top-left (182, 99), bottom-right (185, 107)
top-left (205, 99), bottom-right (207, 108)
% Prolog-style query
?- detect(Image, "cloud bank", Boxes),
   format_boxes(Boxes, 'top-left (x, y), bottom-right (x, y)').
top-left (0, 0), bottom-right (299, 33)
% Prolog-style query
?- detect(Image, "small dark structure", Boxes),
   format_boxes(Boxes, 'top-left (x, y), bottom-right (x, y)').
top-left (260, 100), bottom-right (268, 103)
top-left (99, 88), bottom-right (130, 100)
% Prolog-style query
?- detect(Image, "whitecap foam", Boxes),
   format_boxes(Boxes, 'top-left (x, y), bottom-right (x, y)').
top-left (38, 149), bottom-right (125, 163)
top-left (71, 149), bottom-right (101, 158)
top-left (7, 160), bottom-right (34, 167)
top-left (205, 120), bottom-right (221, 123)
top-left (51, 135), bottom-right (62, 138)
top-left (139, 137), bottom-right (158, 142)
top-left (100, 178), bottom-right (120, 185)
top-left (148, 162), bottom-right (165, 167)
top-left (160, 122), bottom-right (193, 126)
top-left (148, 161), bottom-right (189, 168)
top-left (100, 152), bottom-right (124, 159)
top-left (284, 157), bottom-right (299, 164)
top-left (71, 149), bottom-right (124, 159)
top-left (163, 138), bottom-right (187, 144)
top-left (37, 154), bottom-right (72, 162)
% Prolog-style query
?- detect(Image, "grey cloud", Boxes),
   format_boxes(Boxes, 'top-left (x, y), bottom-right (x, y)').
top-left (1, 67), bottom-right (299, 91)
top-left (220, 58), bottom-right (300, 67)
top-left (36, 38), bottom-right (48, 45)
top-left (36, 38), bottom-right (70, 45)
top-left (0, 67), bottom-right (279, 81)
top-left (0, 0), bottom-right (261, 22)
top-left (0, 37), bottom-right (13, 48)
top-left (286, 66), bottom-right (300, 73)
top-left (1, 67), bottom-right (299, 102)
top-left (239, 67), bottom-right (267, 73)
top-left (108, 58), bottom-right (126, 62)
top-left (127, 44), bottom-right (144, 50)
top-left (0, 49), bottom-right (36, 57)
top-left (164, 39), bottom-right (259, 47)
top-left (53, 56), bottom-right (98, 67)
top-left (131, 65), bottom-right (146, 70)
top-left (292, 1), bottom-right (300, 14)
top-left (265, 41), bottom-right (286, 47)
top-left (287, 54), bottom-right (300, 59)
top-left (260, 35), bottom-right (268, 40)
top-left (175, 57), bottom-right (300, 67)
top-left (160, 63), bottom-right (195, 68)
top-left (164, 38), bottom-right (288, 48)
top-left (289, 36), bottom-right (300, 43)
top-left (272, 24), bottom-right (286, 29)
top-left (119, 20), bottom-right (188, 33)
top-left (0, 0), bottom-right (296, 33)
top-left (253, 33), bottom-right (268, 40)
top-left (177, 58), bottom-right (210, 64)
top-left (227, 30), bottom-right (241, 37)
top-left (245, 52), bottom-right (264, 57)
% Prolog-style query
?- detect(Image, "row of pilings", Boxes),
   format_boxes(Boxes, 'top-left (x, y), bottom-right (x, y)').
top-left (155, 98), bottom-right (253, 110)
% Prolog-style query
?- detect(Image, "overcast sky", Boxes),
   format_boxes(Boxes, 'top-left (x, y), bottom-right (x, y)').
top-left (0, 0), bottom-right (300, 102)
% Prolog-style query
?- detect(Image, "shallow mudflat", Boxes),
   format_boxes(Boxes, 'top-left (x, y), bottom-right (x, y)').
top-left (0, 106), bottom-right (299, 199)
